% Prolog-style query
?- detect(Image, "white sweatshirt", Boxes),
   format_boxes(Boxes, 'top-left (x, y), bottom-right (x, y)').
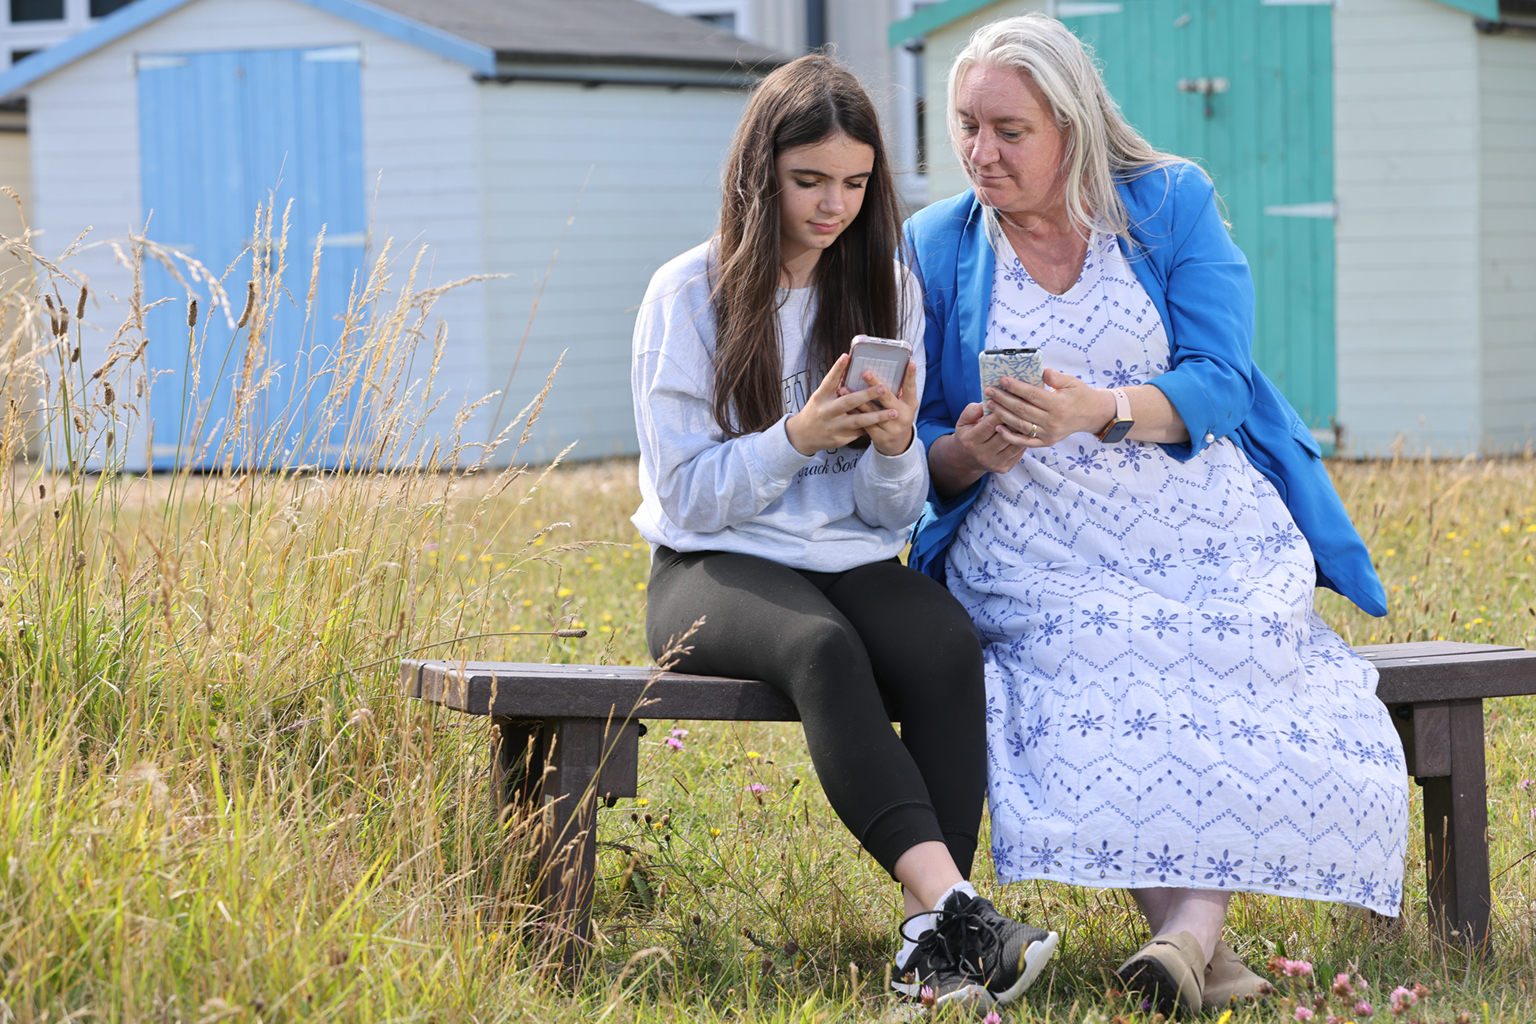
top-left (631, 241), bottom-right (929, 572)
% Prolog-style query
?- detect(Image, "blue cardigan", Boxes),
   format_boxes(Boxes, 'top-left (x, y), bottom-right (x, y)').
top-left (904, 163), bottom-right (1388, 617)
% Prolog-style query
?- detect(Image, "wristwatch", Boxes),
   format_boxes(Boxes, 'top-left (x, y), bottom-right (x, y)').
top-left (1096, 388), bottom-right (1134, 443)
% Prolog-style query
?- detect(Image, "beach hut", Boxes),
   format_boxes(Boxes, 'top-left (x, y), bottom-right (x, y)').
top-left (891, 0), bottom-right (1536, 456)
top-left (0, 0), bottom-right (780, 468)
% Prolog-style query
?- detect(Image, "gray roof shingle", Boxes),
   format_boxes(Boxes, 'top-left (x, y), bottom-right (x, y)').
top-left (367, 0), bottom-right (789, 69)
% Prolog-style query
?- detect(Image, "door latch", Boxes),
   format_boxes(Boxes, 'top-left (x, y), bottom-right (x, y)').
top-left (1177, 77), bottom-right (1229, 118)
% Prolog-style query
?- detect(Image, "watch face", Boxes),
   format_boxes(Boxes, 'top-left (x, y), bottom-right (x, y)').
top-left (1099, 419), bottom-right (1134, 444)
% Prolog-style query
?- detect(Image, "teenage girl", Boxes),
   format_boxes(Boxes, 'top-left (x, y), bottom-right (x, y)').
top-left (630, 54), bottom-right (1058, 1007)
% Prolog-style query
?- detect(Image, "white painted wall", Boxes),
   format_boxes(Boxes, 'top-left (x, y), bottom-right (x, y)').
top-left (477, 80), bottom-right (747, 462)
top-left (26, 0), bottom-right (487, 470)
top-left (1334, 0), bottom-right (1483, 456)
top-left (1477, 30), bottom-right (1536, 452)
top-left (637, 0), bottom-right (931, 205)
top-left (920, 0), bottom-right (1046, 205)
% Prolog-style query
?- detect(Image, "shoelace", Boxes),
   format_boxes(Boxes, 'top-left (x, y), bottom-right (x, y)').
top-left (898, 897), bottom-right (1008, 982)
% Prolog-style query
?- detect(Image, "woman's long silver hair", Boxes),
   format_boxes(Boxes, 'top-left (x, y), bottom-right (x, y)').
top-left (946, 13), bottom-right (1188, 243)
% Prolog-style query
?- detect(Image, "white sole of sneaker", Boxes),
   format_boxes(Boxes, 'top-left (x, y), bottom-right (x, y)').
top-left (888, 978), bottom-right (994, 1007)
top-left (936, 983), bottom-right (994, 1008)
top-left (990, 931), bottom-right (1059, 1006)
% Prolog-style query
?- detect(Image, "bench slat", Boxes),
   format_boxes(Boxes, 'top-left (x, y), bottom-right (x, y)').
top-left (404, 659), bottom-right (799, 721)
top-left (1365, 648), bottom-right (1536, 703)
top-left (403, 643), bottom-right (1536, 721)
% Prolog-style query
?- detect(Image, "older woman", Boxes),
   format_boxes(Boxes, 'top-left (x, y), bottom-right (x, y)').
top-left (905, 14), bottom-right (1409, 1016)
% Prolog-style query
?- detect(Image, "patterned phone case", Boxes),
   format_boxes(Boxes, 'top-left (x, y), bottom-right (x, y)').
top-left (979, 347), bottom-right (1043, 393)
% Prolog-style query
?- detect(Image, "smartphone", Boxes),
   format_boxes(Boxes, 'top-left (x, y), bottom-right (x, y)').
top-left (978, 347), bottom-right (1043, 411)
top-left (844, 335), bottom-right (912, 395)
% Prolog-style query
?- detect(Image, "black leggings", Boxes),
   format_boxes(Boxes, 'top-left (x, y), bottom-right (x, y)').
top-left (645, 545), bottom-right (986, 879)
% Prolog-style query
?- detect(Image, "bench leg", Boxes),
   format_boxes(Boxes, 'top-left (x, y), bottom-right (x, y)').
top-left (490, 717), bottom-right (547, 820)
top-left (489, 715), bottom-right (639, 966)
top-left (1411, 699), bottom-right (1492, 953)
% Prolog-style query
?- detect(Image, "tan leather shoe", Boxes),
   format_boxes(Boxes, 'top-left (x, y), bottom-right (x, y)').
top-left (1202, 940), bottom-right (1264, 1009)
top-left (1115, 931), bottom-right (1204, 1017)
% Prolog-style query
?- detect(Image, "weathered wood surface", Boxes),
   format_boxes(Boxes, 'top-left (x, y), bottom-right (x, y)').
top-left (403, 659), bottom-right (799, 721)
top-left (1356, 641), bottom-right (1536, 703)
top-left (403, 641), bottom-right (1536, 722)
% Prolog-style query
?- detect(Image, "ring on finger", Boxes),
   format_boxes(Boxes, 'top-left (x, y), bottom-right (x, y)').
top-left (1028, 422), bottom-right (1039, 438)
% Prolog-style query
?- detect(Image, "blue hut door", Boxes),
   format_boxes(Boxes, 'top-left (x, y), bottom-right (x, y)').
top-left (138, 45), bottom-right (367, 469)
top-left (1058, 0), bottom-right (1336, 439)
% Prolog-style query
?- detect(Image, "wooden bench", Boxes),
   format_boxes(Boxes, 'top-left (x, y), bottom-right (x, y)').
top-left (401, 639), bottom-right (1536, 957)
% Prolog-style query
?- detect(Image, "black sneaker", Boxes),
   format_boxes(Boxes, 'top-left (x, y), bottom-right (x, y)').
top-left (890, 924), bottom-right (994, 1007)
top-left (905, 891), bottom-right (1059, 1005)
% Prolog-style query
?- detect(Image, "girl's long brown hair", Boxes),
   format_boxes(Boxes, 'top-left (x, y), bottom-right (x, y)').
top-left (711, 54), bottom-right (907, 438)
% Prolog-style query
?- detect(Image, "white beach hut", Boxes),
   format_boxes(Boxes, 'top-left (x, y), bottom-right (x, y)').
top-left (0, 0), bottom-right (781, 468)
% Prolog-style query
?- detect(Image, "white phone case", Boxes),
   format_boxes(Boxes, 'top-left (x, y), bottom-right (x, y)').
top-left (845, 335), bottom-right (912, 394)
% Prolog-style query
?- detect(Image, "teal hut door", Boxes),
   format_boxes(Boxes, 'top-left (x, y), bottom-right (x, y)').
top-left (1058, 0), bottom-right (1336, 435)
top-left (138, 46), bottom-right (367, 470)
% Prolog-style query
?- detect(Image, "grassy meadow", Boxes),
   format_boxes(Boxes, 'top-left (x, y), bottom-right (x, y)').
top-left (1, 221), bottom-right (1535, 1022)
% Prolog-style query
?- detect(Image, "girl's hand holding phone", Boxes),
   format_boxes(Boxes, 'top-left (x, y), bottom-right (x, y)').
top-left (786, 353), bottom-right (911, 456)
top-left (845, 357), bottom-right (918, 456)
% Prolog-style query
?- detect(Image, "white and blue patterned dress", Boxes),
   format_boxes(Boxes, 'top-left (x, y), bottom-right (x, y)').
top-left (947, 232), bottom-right (1409, 915)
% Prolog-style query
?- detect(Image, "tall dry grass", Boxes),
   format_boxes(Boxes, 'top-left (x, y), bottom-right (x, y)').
top-left (0, 208), bottom-right (615, 1021)
top-left (0, 206), bottom-right (1534, 1022)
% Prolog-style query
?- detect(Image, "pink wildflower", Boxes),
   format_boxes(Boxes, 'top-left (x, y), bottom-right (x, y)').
top-left (671, 727), bottom-right (690, 739)
top-left (1278, 958), bottom-right (1315, 978)
top-left (1389, 986), bottom-right (1416, 1014)
top-left (983, 1013), bottom-right (1002, 1024)
top-left (1296, 1008), bottom-right (1315, 1021)
top-left (1333, 973), bottom-right (1356, 998)
top-left (1519, 778), bottom-right (1535, 791)
top-left (1355, 1001), bottom-right (1374, 1017)
top-left (919, 986), bottom-right (936, 1008)
top-left (664, 737), bottom-right (684, 751)
top-left (748, 783), bottom-right (767, 793)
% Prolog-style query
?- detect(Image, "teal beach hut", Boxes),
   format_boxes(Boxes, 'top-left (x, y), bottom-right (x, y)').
top-left (892, 0), bottom-right (1536, 456)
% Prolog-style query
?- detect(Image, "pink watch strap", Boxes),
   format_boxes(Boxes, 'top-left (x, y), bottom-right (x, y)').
top-left (1111, 388), bottom-right (1131, 421)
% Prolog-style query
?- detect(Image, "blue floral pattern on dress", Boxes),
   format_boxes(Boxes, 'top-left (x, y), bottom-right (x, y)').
top-left (953, 232), bottom-right (1409, 916)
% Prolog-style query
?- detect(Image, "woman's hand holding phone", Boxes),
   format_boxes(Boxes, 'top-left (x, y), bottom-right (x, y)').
top-left (983, 366), bottom-right (1114, 447)
top-left (786, 353), bottom-right (909, 456)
